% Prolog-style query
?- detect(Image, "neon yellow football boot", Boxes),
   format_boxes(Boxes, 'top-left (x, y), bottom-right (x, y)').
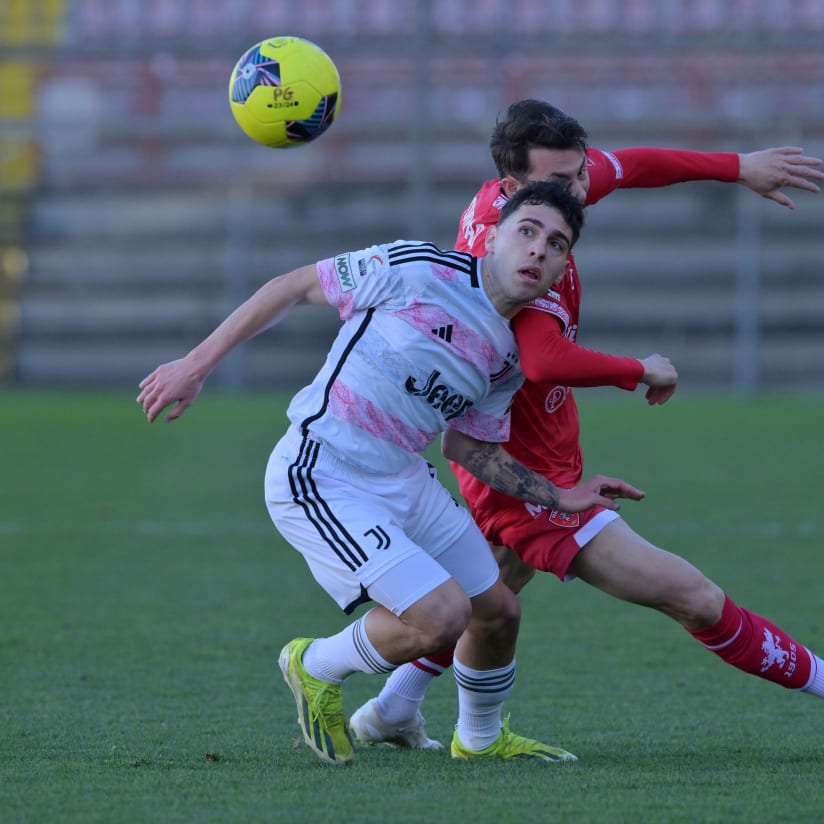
top-left (278, 637), bottom-right (354, 765)
top-left (451, 715), bottom-right (577, 763)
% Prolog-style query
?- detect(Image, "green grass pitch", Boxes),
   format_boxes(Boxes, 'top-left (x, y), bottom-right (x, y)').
top-left (2, 389), bottom-right (823, 822)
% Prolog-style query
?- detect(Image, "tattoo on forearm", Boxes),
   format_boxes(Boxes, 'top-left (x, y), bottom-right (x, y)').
top-left (463, 443), bottom-right (560, 510)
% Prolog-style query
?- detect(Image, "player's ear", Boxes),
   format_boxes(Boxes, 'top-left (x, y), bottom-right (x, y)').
top-left (485, 225), bottom-right (497, 255)
top-left (501, 176), bottom-right (520, 197)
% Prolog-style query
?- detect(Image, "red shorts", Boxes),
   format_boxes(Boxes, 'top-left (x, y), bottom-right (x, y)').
top-left (472, 497), bottom-right (620, 581)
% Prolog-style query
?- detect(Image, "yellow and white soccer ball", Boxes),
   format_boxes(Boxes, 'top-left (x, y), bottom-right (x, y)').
top-left (228, 36), bottom-right (341, 148)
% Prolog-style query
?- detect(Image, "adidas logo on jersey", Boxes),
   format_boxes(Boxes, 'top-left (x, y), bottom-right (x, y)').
top-left (432, 324), bottom-right (453, 342)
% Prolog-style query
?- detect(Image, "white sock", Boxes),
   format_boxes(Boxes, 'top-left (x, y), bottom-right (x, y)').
top-left (375, 663), bottom-right (434, 723)
top-left (302, 613), bottom-right (394, 684)
top-left (802, 652), bottom-right (824, 697)
top-left (453, 656), bottom-right (515, 751)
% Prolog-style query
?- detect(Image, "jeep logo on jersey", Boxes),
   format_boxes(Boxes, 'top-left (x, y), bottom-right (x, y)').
top-left (405, 369), bottom-right (473, 420)
top-left (335, 254), bottom-right (357, 292)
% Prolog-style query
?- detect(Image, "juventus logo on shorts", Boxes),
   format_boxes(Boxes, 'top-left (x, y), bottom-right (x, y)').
top-left (364, 525), bottom-right (392, 549)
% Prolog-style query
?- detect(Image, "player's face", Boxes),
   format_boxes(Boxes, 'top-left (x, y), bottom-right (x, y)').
top-left (508, 146), bottom-right (590, 204)
top-left (484, 203), bottom-right (572, 318)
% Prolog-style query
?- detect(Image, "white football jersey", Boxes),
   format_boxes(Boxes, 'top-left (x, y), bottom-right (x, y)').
top-left (285, 241), bottom-right (523, 474)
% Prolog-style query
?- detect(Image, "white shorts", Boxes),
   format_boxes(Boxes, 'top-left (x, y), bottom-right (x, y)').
top-left (265, 427), bottom-right (500, 614)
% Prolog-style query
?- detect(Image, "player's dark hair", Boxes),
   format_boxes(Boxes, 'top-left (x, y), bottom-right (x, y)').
top-left (498, 180), bottom-right (585, 247)
top-left (490, 99), bottom-right (589, 181)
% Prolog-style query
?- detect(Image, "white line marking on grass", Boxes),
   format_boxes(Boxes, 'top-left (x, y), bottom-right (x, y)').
top-left (641, 521), bottom-right (822, 539)
top-left (1, 520), bottom-right (823, 539)
top-left (0, 520), bottom-right (275, 537)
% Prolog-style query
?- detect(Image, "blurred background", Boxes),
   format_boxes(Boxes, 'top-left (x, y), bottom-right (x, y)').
top-left (1, 0), bottom-right (822, 394)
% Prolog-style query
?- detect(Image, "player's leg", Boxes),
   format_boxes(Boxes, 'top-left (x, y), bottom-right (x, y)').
top-left (279, 570), bottom-right (469, 765)
top-left (448, 562), bottom-right (576, 763)
top-left (433, 544), bottom-right (534, 749)
top-left (357, 543), bottom-right (535, 735)
top-left (349, 522), bottom-right (514, 752)
top-left (445, 505), bottom-right (621, 761)
top-left (348, 474), bottom-right (506, 751)
top-left (350, 498), bottom-right (555, 749)
top-left (349, 649), bottom-right (453, 748)
top-left (266, 434), bottom-right (480, 764)
top-left (491, 542), bottom-right (538, 594)
top-left (567, 517), bottom-right (725, 626)
top-left (570, 518), bottom-right (824, 695)
top-left (355, 513), bottom-right (576, 761)
top-left (346, 516), bottom-right (491, 750)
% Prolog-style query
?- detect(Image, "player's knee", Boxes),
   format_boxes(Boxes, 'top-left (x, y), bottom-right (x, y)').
top-left (468, 580), bottom-right (521, 642)
top-left (414, 589), bottom-right (472, 651)
top-left (673, 576), bottom-right (725, 630)
top-left (428, 604), bottom-right (472, 651)
top-left (692, 578), bottom-right (726, 627)
top-left (487, 598), bottom-right (521, 647)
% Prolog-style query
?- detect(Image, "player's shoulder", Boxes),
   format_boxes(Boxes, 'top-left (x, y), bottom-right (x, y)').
top-left (474, 177), bottom-right (507, 206)
top-left (457, 179), bottom-right (506, 254)
top-left (520, 271), bottom-right (576, 325)
top-left (524, 282), bottom-right (563, 311)
top-left (384, 241), bottom-right (481, 295)
top-left (463, 179), bottom-right (507, 221)
top-left (386, 240), bottom-right (476, 271)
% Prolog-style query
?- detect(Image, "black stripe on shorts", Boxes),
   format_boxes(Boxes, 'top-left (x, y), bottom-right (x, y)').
top-left (287, 436), bottom-right (369, 572)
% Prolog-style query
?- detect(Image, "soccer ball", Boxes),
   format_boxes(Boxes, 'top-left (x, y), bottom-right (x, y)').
top-left (228, 36), bottom-right (340, 148)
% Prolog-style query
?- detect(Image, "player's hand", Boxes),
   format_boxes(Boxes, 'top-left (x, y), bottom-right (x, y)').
top-left (639, 353), bottom-right (678, 405)
top-left (738, 147), bottom-right (823, 210)
top-left (557, 475), bottom-right (645, 513)
top-left (644, 385), bottom-right (676, 405)
top-left (137, 357), bottom-right (205, 423)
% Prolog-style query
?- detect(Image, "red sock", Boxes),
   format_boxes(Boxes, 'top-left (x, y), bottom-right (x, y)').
top-left (689, 594), bottom-right (811, 689)
top-left (412, 646), bottom-right (455, 675)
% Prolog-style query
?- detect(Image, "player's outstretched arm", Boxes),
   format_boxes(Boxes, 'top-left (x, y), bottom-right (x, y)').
top-left (137, 264), bottom-right (328, 423)
top-left (738, 147), bottom-right (823, 209)
top-left (441, 430), bottom-right (645, 513)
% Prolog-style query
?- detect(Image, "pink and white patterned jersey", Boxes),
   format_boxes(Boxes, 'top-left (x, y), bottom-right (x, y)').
top-left (285, 241), bottom-right (522, 474)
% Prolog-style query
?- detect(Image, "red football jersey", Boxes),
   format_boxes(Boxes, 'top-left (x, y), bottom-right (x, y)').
top-left (451, 147), bottom-right (738, 514)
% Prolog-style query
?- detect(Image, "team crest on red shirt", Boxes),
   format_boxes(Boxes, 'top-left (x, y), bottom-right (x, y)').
top-left (544, 386), bottom-right (568, 414)
top-left (548, 510), bottom-right (580, 528)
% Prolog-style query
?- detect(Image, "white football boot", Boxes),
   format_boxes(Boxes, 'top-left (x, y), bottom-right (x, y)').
top-left (350, 697), bottom-right (443, 750)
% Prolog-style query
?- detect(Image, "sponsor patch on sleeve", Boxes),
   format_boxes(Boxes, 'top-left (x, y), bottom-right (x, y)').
top-left (334, 253), bottom-right (358, 292)
top-left (358, 253), bottom-right (384, 279)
